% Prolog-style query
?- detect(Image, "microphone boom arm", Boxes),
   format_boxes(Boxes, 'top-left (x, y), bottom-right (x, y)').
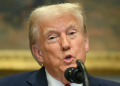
top-left (76, 60), bottom-right (89, 86)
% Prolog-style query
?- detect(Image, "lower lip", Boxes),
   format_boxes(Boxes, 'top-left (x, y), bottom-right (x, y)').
top-left (63, 57), bottom-right (73, 63)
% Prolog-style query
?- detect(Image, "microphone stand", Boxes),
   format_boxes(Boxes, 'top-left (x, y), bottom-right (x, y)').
top-left (64, 59), bottom-right (89, 86)
top-left (76, 60), bottom-right (89, 86)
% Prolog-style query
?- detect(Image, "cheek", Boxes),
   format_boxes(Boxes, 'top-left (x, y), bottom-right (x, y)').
top-left (72, 38), bottom-right (85, 50)
top-left (72, 38), bottom-right (86, 62)
top-left (45, 44), bottom-right (61, 57)
top-left (42, 44), bottom-right (62, 64)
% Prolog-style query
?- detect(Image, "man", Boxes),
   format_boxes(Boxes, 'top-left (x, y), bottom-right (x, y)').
top-left (0, 3), bottom-right (120, 86)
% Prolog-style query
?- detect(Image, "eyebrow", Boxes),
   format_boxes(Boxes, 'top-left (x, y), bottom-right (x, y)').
top-left (43, 28), bottom-right (57, 36)
top-left (43, 21), bottom-right (78, 36)
top-left (66, 21), bottom-right (78, 29)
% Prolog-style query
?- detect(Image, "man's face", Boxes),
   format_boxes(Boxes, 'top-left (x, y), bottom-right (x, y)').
top-left (33, 14), bottom-right (89, 84)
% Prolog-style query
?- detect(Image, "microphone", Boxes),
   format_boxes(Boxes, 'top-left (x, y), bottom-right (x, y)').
top-left (64, 59), bottom-right (89, 86)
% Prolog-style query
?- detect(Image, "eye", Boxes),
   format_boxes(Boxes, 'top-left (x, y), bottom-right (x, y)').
top-left (69, 30), bottom-right (76, 36)
top-left (68, 29), bottom-right (77, 39)
top-left (49, 36), bottom-right (56, 40)
top-left (47, 34), bottom-right (58, 43)
top-left (70, 32), bottom-right (75, 35)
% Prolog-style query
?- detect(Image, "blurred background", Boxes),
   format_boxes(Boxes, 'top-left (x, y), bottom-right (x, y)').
top-left (0, 0), bottom-right (120, 83)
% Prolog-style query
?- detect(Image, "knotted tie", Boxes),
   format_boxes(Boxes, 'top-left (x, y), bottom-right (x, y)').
top-left (65, 84), bottom-right (71, 86)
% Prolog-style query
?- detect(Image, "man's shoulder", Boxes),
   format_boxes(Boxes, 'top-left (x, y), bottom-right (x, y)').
top-left (0, 70), bottom-right (37, 86)
top-left (96, 77), bottom-right (120, 86)
top-left (88, 74), bottom-right (120, 86)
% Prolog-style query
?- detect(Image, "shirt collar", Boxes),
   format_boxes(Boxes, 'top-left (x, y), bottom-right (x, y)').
top-left (45, 69), bottom-right (83, 86)
top-left (45, 69), bottom-right (64, 86)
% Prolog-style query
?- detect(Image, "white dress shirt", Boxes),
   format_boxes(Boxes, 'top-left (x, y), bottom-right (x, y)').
top-left (45, 69), bottom-right (83, 86)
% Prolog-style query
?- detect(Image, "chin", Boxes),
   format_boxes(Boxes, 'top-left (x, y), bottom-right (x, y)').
top-left (58, 60), bottom-right (77, 74)
top-left (62, 77), bottom-right (71, 84)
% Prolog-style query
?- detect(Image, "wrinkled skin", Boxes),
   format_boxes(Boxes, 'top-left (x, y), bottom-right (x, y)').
top-left (32, 14), bottom-right (89, 84)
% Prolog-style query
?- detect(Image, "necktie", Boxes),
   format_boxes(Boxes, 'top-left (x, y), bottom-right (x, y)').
top-left (65, 84), bottom-right (71, 86)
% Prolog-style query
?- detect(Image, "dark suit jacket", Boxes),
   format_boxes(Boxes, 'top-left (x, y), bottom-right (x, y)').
top-left (0, 67), bottom-right (120, 86)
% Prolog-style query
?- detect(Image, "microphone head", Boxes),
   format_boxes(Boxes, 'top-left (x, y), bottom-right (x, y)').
top-left (71, 68), bottom-right (84, 83)
top-left (64, 67), bottom-right (84, 84)
top-left (64, 67), bottom-right (74, 82)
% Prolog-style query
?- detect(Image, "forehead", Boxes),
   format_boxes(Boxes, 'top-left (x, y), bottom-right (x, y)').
top-left (38, 14), bottom-right (80, 33)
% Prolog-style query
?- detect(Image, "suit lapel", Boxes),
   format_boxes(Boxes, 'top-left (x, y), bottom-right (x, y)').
top-left (26, 66), bottom-right (48, 86)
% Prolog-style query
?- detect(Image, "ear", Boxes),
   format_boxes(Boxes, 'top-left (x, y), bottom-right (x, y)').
top-left (32, 45), bottom-right (44, 63)
top-left (84, 35), bottom-right (89, 53)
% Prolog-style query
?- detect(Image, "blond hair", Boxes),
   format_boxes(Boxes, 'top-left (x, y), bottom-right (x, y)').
top-left (29, 3), bottom-right (87, 65)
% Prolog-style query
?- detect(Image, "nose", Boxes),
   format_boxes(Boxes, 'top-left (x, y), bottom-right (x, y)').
top-left (60, 34), bottom-right (71, 51)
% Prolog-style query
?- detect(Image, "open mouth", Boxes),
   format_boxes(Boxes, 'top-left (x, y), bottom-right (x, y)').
top-left (65, 55), bottom-right (72, 59)
top-left (64, 55), bottom-right (73, 63)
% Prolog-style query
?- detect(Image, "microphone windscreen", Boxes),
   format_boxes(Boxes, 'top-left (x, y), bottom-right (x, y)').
top-left (64, 67), bottom-right (74, 82)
